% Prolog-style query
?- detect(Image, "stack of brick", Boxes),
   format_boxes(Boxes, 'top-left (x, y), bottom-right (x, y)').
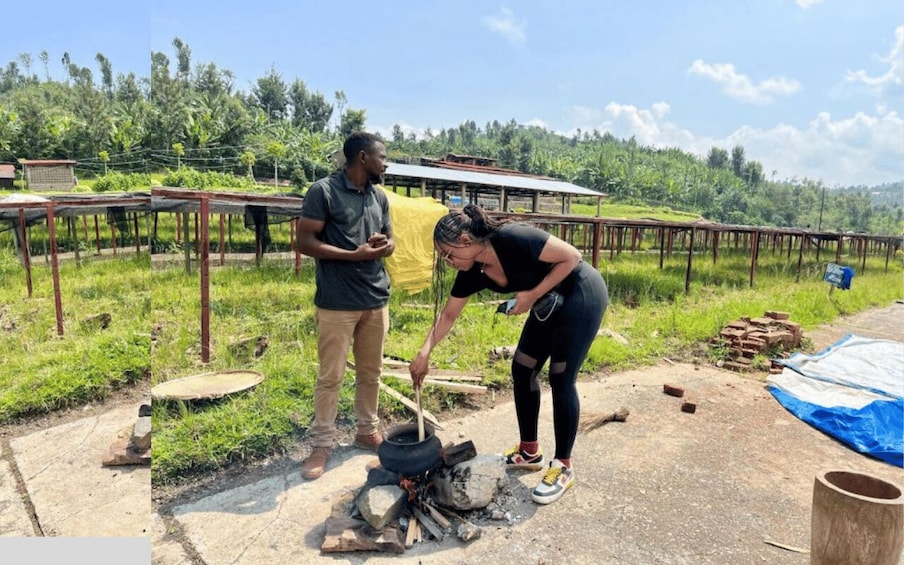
top-left (712, 310), bottom-right (802, 373)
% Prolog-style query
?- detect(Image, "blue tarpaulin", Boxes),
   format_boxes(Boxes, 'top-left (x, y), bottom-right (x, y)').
top-left (767, 334), bottom-right (904, 467)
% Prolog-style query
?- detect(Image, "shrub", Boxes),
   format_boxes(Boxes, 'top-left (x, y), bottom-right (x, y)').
top-left (160, 168), bottom-right (256, 190)
top-left (92, 171), bottom-right (154, 192)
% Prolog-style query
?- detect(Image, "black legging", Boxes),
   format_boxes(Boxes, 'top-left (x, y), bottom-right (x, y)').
top-left (511, 262), bottom-right (608, 461)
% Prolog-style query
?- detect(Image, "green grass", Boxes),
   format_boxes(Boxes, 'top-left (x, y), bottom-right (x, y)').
top-left (0, 253), bottom-right (151, 421)
top-left (1, 192), bottom-right (900, 486)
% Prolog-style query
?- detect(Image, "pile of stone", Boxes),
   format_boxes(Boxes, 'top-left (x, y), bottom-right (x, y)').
top-left (102, 403), bottom-right (151, 466)
top-left (710, 310), bottom-right (803, 373)
top-left (321, 440), bottom-right (507, 554)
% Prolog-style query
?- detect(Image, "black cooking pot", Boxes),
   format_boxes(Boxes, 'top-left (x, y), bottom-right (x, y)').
top-left (377, 422), bottom-right (442, 478)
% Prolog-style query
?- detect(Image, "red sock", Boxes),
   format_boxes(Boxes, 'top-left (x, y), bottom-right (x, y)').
top-left (558, 458), bottom-right (571, 468)
top-left (519, 440), bottom-right (539, 455)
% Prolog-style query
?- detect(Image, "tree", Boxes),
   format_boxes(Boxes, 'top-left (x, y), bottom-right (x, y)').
top-left (266, 141), bottom-right (286, 187)
top-left (338, 109), bottom-right (366, 139)
top-left (289, 79), bottom-right (332, 132)
top-left (39, 50), bottom-right (49, 82)
top-left (240, 149), bottom-right (256, 178)
top-left (172, 37), bottom-right (192, 80)
top-left (253, 67), bottom-right (288, 121)
top-left (391, 124), bottom-right (404, 144)
top-left (706, 147), bottom-right (729, 169)
top-left (95, 52), bottom-right (113, 96)
top-left (730, 145), bottom-right (745, 178)
top-left (172, 142), bottom-right (184, 168)
top-left (98, 150), bottom-right (110, 174)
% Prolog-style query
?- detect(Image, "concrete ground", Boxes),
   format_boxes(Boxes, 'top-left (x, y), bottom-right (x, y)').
top-left (0, 403), bottom-right (151, 537)
top-left (1, 302), bottom-right (901, 565)
top-left (150, 301), bottom-right (904, 565)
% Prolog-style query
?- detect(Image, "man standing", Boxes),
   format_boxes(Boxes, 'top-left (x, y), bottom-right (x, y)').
top-left (297, 131), bottom-right (395, 480)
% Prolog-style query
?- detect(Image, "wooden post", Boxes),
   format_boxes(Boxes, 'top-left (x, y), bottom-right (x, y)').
top-left (712, 231), bottom-right (719, 264)
top-left (659, 227), bottom-right (666, 270)
top-left (94, 215), bottom-right (101, 254)
top-left (47, 205), bottom-right (64, 336)
top-left (860, 237), bottom-right (867, 273)
top-left (294, 218), bottom-right (302, 277)
top-left (70, 216), bottom-right (81, 266)
top-left (835, 234), bottom-right (844, 264)
top-left (134, 213), bottom-right (140, 254)
top-left (795, 234), bottom-right (805, 283)
top-left (110, 222), bottom-right (117, 255)
top-left (684, 228), bottom-right (695, 295)
top-left (152, 212), bottom-right (159, 252)
top-left (749, 230), bottom-right (761, 288)
top-left (18, 209), bottom-right (32, 297)
top-left (200, 196), bottom-right (210, 364)
top-left (591, 221), bottom-right (601, 269)
top-left (183, 210), bottom-right (191, 275)
top-left (219, 214), bottom-right (226, 267)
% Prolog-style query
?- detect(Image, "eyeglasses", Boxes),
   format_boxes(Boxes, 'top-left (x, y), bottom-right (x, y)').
top-left (440, 248), bottom-right (464, 264)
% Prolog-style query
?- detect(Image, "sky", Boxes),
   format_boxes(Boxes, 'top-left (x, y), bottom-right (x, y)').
top-left (3, 0), bottom-right (903, 188)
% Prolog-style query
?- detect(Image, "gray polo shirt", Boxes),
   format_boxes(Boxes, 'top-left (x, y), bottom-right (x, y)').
top-left (300, 171), bottom-right (392, 310)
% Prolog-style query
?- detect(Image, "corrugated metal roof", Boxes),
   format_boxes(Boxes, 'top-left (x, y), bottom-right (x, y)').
top-left (384, 162), bottom-right (604, 197)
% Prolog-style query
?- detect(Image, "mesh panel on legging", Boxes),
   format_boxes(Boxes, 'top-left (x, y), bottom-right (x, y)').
top-left (548, 360), bottom-right (579, 460)
top-left (511, 351), bottom-right (543, 443)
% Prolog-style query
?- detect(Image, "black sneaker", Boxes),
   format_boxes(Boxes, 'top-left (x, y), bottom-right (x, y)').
top-left (501, 444), bottom-right (544, 470)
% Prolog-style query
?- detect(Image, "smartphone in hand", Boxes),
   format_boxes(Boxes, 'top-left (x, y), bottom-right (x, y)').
top-left (496, 299), bottom-right (517, 314)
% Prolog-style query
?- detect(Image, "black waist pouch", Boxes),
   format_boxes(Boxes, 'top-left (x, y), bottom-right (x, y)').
top-left (531, 291), bottom-right (564, 322)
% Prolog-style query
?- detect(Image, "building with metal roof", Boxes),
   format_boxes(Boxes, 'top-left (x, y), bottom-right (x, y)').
top-left (382, 161), bottom-right (607, 215)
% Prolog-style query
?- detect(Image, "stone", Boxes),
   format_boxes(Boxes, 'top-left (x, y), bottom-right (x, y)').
top-left (355, 485), bottom-right (408, 530)
top-left (432, 454), bottom-right (507, 510)
top-left (131, 416), bottom-right (151, 451)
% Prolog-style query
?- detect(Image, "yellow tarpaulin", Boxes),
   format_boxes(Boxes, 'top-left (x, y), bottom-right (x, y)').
top-left (379, 187), bottom-right (448, 294)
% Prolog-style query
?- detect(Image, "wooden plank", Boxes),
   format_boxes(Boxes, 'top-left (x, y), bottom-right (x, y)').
top-left (380, 371), bottom-right (487, 394)
top-left (411, 507), bottom-right (445, 541)
top-left (413, 372), bottom-right (483, 383)
top-left (378, 383), bottom-right (444, 430)
top-left (422, 502), bottom-right (453, 530)
top-left (404, 517), bottom-right (418, 548)
top-left (381, 361), bottom-right (484, 382)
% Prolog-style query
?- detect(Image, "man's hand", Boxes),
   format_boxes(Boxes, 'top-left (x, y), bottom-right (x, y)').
top-left (366, 232), bottom-right (395, 257)
top-left (368, 233), bottom-right (388, 248)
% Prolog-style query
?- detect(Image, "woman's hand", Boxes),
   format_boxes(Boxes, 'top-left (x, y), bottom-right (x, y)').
top-left (409, 352), bottom-right (430, 390)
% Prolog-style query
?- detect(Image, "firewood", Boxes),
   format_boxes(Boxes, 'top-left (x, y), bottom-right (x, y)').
top-left (411, 507), bottom-right (445, 541)
top-left (422, 501), bottom-right (453, 530)
top-left (404, 517), bottom-right (419, 548)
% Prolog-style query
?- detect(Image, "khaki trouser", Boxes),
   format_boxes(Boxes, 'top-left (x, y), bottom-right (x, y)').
top-left (310, 305), bottom-right (389, 447)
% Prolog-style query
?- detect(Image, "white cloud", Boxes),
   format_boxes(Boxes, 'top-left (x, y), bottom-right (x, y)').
top-left (567, 102), bottom-right (697, 147)
top-left (566, 102), bottom-right (903, 186)
top-left (481, 7), bottom-right (527, 46)
top-left (845, 25), bottom-right (904, 96)
top-left (795, 0), bottom-right (825, 8)
top-left (524, 118), bottom-right (548, 128)
top-left (688, 59), bottom-right (802, 104)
